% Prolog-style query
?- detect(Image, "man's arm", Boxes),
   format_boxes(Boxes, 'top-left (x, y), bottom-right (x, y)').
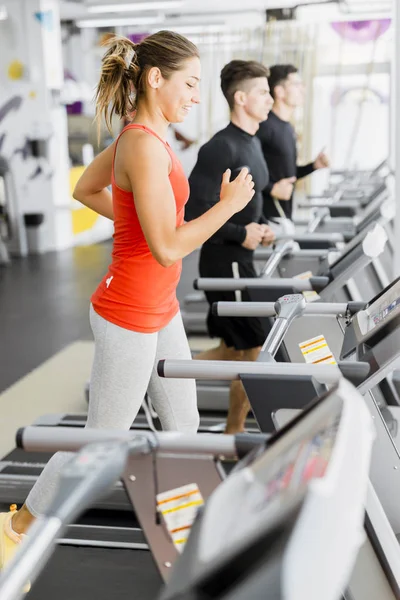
top-left (297, 149), bottom-right (330, 179)
top-left (186, 138), bottom-right (247, 244)
top-left (296, 163), bottom-right (315, 180)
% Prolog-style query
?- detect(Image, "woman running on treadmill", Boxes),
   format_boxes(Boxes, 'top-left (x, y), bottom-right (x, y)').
top-left (0, 31), bottom-right (255, 573)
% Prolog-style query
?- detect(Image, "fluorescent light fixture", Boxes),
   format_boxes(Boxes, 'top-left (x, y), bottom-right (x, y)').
top-left (0, 5), bottom-right (8, 20)
top-left (296, 2), bottom-right (391, 21)
top-left (151, 24), bottom-right (227, 34)
top-left (76, 15), bottom-right (163, 27)
top-left (87, 1), bottom-right (183, 13)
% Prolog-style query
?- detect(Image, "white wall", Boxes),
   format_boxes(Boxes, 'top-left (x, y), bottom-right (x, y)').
top-left (0, 0), bottom-right (73, 254)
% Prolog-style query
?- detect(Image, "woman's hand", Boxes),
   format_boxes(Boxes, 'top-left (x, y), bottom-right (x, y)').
top-left (219, 167), bottom-right (255, 214)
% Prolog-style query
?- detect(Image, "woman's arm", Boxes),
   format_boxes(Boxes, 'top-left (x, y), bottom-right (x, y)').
top-left (72, 142), bottom-right (115, 220)
top-left (122, 131), bottom-right (254, 267)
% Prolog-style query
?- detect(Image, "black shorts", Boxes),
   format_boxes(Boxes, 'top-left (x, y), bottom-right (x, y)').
top-left (199, 244), bottom-right (268, 351)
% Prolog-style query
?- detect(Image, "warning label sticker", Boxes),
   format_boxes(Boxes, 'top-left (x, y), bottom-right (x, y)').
top-left (295, 271), bottom-right (321, 303)
top-left (299, 335), bottom-right (337, 365)
top-left (156, 483), bottom-right (204, 553)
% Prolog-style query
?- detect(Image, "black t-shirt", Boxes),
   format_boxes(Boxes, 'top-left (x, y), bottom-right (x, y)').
top-left (185, 122), bottom-right (269, 256)
top-left (256, 111), bottom-right (314, 220)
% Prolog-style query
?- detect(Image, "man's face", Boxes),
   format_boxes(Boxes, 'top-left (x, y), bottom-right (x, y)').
top-left (279, 72), bottom-right (305, 108)
top-left (242, 77), bottom-right (274, 124)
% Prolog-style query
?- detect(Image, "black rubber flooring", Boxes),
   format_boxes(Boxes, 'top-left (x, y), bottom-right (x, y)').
top-left (27, 545), bottom-right (162, 600)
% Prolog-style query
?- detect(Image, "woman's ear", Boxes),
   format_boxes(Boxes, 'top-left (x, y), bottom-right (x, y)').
top-left (147, 66), bottom-right (163, 89)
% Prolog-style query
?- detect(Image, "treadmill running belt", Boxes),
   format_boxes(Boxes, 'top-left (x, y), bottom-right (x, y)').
top-left (28, 545), bottom-right (163, 600)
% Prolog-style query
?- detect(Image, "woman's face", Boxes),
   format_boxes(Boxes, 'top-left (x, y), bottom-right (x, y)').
top-left (154, 56), bottom-right (201, 123)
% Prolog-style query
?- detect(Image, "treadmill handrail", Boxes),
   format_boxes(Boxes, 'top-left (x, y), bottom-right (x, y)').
top-left (259, 240), bottom-right (298, 278)
top-left (273, 232), bottom-right (344, 244)
top-left (0, 441), bottom-right (131, 600)
top-left (213, 301), bottom-right (349, 318)
top-left (306, 207), bottom-right (330, 233)
top-left (194, 276), bottom-right (330, 292)
top-left (16, 428), bottom-right (262, 457)
top-left (158, 359), bottom-right (359, 383)
top-left (254, 248), bottom-right (329, 260)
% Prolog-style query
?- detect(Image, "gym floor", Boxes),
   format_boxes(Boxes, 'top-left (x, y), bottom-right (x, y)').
top-left (0, 241), bottom-right (199, 394)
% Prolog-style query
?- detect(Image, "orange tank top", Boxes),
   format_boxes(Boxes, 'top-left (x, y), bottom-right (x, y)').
top-left (91, 124), bottom-right (189, 333)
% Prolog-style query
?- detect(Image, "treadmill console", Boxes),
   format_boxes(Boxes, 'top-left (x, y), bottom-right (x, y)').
top-left (341, 276), bottom-right (400, 360)
top-left (161, 379), bottom-right (373, 600)
top-left (196, 392), bottom-right (341, 565)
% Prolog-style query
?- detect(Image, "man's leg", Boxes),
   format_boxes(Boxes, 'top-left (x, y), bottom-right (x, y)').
top-left (225, 346), bottom-right (261, 434)
top-left (194, 339), bottom-right (236, 361)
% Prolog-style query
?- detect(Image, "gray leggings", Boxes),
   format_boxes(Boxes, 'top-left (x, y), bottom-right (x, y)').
top-left (26, 306), bottom-right (199, 517)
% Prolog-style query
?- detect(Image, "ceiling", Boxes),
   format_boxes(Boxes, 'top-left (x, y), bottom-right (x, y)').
top-left (59, 0), bottom-right (392, 28)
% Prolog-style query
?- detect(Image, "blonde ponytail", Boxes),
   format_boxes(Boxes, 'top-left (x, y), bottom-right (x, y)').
top-left (94, 35), bottom-right (140, 135)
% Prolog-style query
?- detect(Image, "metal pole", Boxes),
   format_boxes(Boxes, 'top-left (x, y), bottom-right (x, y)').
top-left (17, 428), bottom-right (238, 457)
top-left (214, 301), bottom-right (348, 317)
top-left (394, 0), bottom-right (400, 278)
top-left (158, 359), bottom-right (343, 383)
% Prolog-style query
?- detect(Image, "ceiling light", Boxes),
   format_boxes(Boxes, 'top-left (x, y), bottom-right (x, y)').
top-left (87, 1), bottom-right (183, 13)
top-left (152, 24), bottom-right (227, 34)
top-left (76, 15), bottom-right (163, 27)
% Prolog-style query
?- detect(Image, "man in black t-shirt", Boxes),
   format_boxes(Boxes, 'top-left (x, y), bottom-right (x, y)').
top-left (257, 64), bottom-right (329, 220)
top-left (186, 60), bottom-right (275, 434)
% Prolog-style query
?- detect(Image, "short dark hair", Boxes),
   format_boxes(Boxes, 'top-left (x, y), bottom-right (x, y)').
top-left (268, 64), bottom-right (298, 99)
top-left (220, 60), bottom-right (270, 110)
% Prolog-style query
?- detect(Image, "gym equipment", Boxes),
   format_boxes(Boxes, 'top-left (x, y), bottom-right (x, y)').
top-left (189, 218), bottom-right (388, 340)
top-left (2, 379), bottom-right (388, 600)
top-left (181, 232), bottom-right (346, 336)
top-left (0, 427), bottom-right (264, 549)
top-left (180, 276), bottom-right (400, 542)
top-left (195, 221), bottom-right (387, 300)
top-left (190, 221), bottom-right (387, 413)
top-left (0, 156), bottom-right (27, 263)
top-left (68, 219), bottom-right (389, 445)
top-left (182, 158), bottom-right (392, 335)
top-left (255, 196), bottom-right (394, 285)
top-left (38, 218), bottom-right (389, 467)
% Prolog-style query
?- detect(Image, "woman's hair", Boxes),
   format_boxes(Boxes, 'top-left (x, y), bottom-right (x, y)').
top-left (220, 60), bottom-right (270, 110)
top-left (95, 30), bottom-right (199, 133)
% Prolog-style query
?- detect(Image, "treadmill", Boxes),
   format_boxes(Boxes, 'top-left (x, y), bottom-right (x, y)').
top-left (190, 221), bottom-right (387, 413)
top-left (179, 276), bottom-right (400, 545)
top-left (2, 379), bottom-right (393, 600)
top-left (182, 167), bottom-right (391, 336)
top-left (181, 228), bottom-right (346, 336)
top-left (32, 219), bottom-right (387, 444)
top-left (0, 426), bottom-right (265, 551)
top-left (295, 172), bottom-right (389, 235)
top-left (326, 158), bottom-right (390, 188)
top-left (255, 196), bottom-right (394, 296)
top-left (25, 220), bottom-right (387, 445)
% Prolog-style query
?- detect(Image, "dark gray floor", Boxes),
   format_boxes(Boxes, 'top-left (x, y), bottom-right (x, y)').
top-left (0, 242), bottom-right (200, 394)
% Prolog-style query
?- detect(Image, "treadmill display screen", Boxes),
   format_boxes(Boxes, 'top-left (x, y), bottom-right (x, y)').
top-left (198, 393), bottom-right (342, 564)
top-left (341, 276), bottom-right (400, 358)
top-left (369, 295), bottom-right (400, 329)
top-left (249, 412), bottom-right (338, 516)
top-left (358, 277), bottom-right (400, 338)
